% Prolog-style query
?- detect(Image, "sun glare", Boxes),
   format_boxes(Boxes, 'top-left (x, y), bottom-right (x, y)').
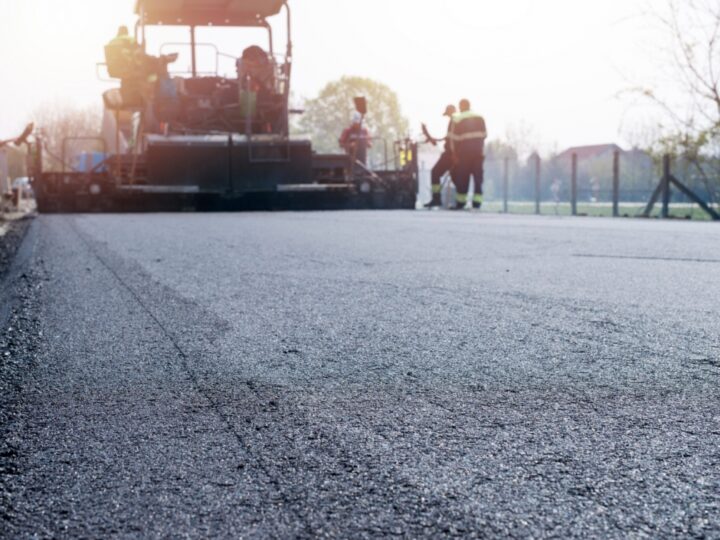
top-left (0, 0), bottom-right (665, 148)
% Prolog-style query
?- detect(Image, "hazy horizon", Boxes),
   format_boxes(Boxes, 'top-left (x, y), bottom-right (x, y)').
top-left (0, 0), bottom-right (677, 153)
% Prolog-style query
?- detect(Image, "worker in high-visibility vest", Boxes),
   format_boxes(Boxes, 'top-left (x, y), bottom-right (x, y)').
top-left (105, 26), bottom-right (178, 112)
top-left (399, 144), bottom-right (413, 168)
top-left (109, 26), bottom-right (137, 49)
top-left (450, 99), bottom-right (487, 210)
top-left (105, 26), bottom-right (142, 77)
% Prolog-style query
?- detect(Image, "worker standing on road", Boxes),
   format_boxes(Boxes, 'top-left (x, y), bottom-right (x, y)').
top-left (339, 112), bottom-right (372, 166)
top-left (450, 99), bottom-right (487, 210)
top-left (424, 104), bottom-right (457, 208)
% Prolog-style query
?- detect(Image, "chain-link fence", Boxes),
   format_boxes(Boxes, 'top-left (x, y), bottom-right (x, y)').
top-left (420, 149), bottom-right (719, 221)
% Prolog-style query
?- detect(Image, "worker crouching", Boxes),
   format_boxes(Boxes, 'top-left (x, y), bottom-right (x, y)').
top-left (450, 99), bottom-right (487, 210)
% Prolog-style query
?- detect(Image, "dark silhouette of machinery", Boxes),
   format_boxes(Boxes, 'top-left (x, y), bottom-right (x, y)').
top-left (31, 0), bottom-right (418, 212)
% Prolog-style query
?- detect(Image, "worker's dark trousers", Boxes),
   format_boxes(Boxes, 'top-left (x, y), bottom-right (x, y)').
top-left (454, 153), bottom-right (485, 203)
top-left (431, 151), bottom-right (455, 194)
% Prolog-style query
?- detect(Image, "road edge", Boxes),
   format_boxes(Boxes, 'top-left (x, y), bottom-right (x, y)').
top-left (0, 216), bottom-right (43, 533)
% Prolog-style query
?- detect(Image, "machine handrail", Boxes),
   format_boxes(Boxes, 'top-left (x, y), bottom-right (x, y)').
top-left (95, 62), bottom-right (115, 83)
top-left (160, 41), bottom-right (220, 76)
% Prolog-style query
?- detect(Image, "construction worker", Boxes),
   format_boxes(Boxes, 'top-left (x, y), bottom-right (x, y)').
top-left (105, 26), bottom-right (178, 118)
top-left (105, 26), bottom-right (178, 83)
top-left (424, 104), bottom-right (456, 208)
top-left (339, 112), bottom-right (372, 166)
top-left (237, 45), bottom-right (275, 96)
top-left (105, 26), bottom-right (141, 77)
top-left (109, 25), bottom-right (136, 49)
top-left (105, 26), bottom-right (146, 108)
top-left (450, 99), bottom-right (487, 210)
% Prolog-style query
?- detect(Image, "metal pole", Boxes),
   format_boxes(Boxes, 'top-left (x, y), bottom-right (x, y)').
top-left (17, 178), bottom-right (23, 212)
top-left (137, 1), bottom-right (146, 50)
top-left (669, 174), bottom-right (720, 220)
top-left (612, 150), bottom-right (620, 217)
top-left (535, 154), bottom-right (541, 215)
top-left (661, 154), bottom-right (671, 218)
top-left (227, 134), bottom-right (234, 195)
top-left (503, 156), bottom-right (509, 213)
top-left (643, 182), bottom-right (663, 218)
top-left (571, 153), bottom-right (577, 216)
top-left (115, 111), bottom-right (120, 178)
top-left (411, 142), bottom-right (419, 194)
top-left (190, 26), bottom-right (197, 78)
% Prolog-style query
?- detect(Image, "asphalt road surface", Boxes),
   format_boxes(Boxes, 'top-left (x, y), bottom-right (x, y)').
top-left (1, 212), bottom-right (719, 538)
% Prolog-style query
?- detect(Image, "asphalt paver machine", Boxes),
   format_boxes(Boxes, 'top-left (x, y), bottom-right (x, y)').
top-left (32, 0), bottom-right (418, 212)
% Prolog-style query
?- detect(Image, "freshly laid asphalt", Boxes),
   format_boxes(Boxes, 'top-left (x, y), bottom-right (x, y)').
top-left (1, 211), bottom-right (719, 538)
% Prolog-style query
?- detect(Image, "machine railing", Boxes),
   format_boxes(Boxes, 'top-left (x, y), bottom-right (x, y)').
top-left (95, 62), bottom-right (114, 83)
top-left (158, 42), bottom-right (290, 86)
top-left (160, 42), bottom-right (221, 76)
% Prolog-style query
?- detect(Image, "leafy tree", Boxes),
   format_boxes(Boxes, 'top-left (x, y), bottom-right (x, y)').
top-left (298, 76), bottom-right (409, 167)
top-left (483, 140), bottom-right (519, 199)
top-left (485, 140), bottom-right (518, 163)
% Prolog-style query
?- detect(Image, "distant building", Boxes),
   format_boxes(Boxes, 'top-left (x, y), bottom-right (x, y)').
top-left (556, 143), bottom-right (624, 162)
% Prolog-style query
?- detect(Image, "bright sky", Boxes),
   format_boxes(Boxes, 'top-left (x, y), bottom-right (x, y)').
top-left (0, 0), bottom-right (667, 151)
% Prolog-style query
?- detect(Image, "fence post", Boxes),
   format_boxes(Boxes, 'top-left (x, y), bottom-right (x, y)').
top-left (571, 153), bottom-right (578, 216)
top-left (661, 154), bottom-right (671, 219)
top-left (503, 156), bottom-right (509, 213)
top-left (535, 154), bottom-right (541, 215)
top-left (612, 150), bottom-right (620, 218)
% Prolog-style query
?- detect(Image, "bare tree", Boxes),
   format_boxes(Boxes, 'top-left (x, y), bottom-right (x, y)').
top-left (638, 0), bottom-right (720, 201)
top-left (504, 121), bottom-right (542, 163)
top-left (31, 102), bottom-right (103, 172)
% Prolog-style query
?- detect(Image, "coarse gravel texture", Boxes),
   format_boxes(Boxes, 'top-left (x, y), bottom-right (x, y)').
top-left (1, 211), bottom-right (719, 538)
top-left (0, 217), bottom-right (32, 278)
top-left (0, 216), bottom-right (42, 534)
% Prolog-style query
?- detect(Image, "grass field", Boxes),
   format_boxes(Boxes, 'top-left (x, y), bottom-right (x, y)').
top-left (479, 201), bottom-right (719, 221)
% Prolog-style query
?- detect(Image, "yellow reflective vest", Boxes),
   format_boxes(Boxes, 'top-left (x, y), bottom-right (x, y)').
top-left (450, 111), bottom-right (487, 155)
